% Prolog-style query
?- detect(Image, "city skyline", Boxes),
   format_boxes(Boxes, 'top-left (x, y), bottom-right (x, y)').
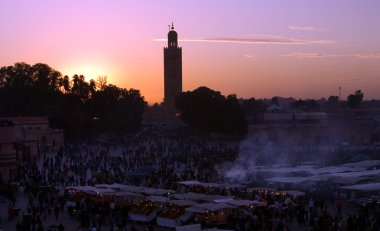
top-left (1, 0), bottom-right (380, 104)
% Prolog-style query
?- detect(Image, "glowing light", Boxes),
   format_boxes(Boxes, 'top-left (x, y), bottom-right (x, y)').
top-left (61, 63), bottom-right (111, 81)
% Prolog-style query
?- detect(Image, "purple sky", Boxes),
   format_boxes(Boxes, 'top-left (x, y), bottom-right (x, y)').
top-left (1, 0), bottom-right (379, 103)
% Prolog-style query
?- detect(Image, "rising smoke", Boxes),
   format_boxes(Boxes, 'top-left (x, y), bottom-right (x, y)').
top-left (218, 130), bottom-right (344, 183)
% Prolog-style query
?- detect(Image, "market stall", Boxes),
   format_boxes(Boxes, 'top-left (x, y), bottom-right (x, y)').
top-left (186, 203), bottom-right (236, 225)
top-left (157, 200), bottom-right (198, 228)
top-left (129, 199), bottom-right (157, 222)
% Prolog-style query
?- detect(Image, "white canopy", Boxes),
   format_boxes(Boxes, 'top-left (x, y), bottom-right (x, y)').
top-left (146, 195), bottom-right (170, 203)
top-left (177, 181), bottom-right (201, 186)
top-left (186, 203), bottom-right (235, 213)
top-left (169, 200), bottom-right (198, 207)
top-left (176, 224), bottom-right (201, 231)
top-left (340, 182), bottom-right (380, 191)
top-left (225, 200), bottom-right (256, 207)
top-left (65, 186), bottom-right (115, 195)
top-left (142, 188), bottom-right (175, 196)
top-left (177, 181), bottom-right (221, 188)
top-left (341, 160), bottom-right (380, 169)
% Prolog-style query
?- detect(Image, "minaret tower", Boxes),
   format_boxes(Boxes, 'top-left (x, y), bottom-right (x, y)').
top-left (163, 23), bottom-right (182, 119)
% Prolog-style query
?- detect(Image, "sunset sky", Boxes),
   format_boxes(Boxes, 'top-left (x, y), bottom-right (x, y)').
top-left (1, 0), bottom-right (379, 103)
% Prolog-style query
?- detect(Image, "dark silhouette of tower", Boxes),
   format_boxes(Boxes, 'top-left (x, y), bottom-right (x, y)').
top-left (163, 23), bottom-right (182, 119)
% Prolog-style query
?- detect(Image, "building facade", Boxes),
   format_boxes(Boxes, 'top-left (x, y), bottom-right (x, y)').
top-left (0, 121), bottom-right (20, 182)
top-left (248, 110), bottom-right (380, 147)
top-left (163, 23), bottom-right (182, 120)
top-left (0, 117), bottom-right (64, 181)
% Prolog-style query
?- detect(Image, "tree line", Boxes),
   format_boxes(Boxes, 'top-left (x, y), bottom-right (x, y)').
top-left (174, 87), bottom-right (368, 135)
top-left (0, 63), bottom-right (146, 139)
top-left (175, 86), bottom-right (247, 136)
top-left (0, 62), bottom-right (371, 139)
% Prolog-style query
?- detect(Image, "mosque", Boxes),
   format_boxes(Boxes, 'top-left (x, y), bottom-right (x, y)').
top-left (144, 24), bottom-right (183, 123)
top-left (163, 23), bottom-right (182, 120)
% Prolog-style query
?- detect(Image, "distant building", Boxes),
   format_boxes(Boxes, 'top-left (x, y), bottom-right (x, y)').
top-left (0, 116), bottom-right (64, 181)
top-left (248, 109), bottom-right (380, 147)
top-left (9, 116), bottom-right (64, 153)
top-left (0, 120), bottom-right (20, 182)
top-left (163, 23), bottom-right (182, 120)
top-left (328, 108), bottom-right (380, 144)
top-left (262, 112), bottom-right (328, 128)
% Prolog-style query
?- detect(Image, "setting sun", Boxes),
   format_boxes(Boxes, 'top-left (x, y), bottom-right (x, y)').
top-left (63, 64), bottom-right (108, 79)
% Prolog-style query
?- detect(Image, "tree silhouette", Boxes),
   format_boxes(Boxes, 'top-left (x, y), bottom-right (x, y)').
top-left (71, 74), bottom-right (92, 102)
top-left (62, 75), bottom-right (71, 93)
top-left (0, 63), bottom-right (147, 138)
top-left (291, 99), bottom-right (319, 112)
top-left (241, 98), bottom-right (268, 124)
top-left (32, 63), bottom-right (62, 91)
top-left (175, 86), bottom-right (247, 136)
top-left (327, 95), bottom-right (339, 104)
top-left (96, 75), bottom-right (108, 91)
top-left (321, 95), bottom-right (341, 111)
top-left (347, 90), bottom-right (363, 108)
top-left (90, 84), bottom-right (146, 133)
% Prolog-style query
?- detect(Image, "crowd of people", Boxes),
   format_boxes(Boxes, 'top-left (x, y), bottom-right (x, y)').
top-left (0, 124), bottom-right (379, 230)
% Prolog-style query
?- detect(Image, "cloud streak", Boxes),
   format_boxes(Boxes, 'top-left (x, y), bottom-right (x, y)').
top-left (356, 54), bottom-right (380, 59)
top-left (154, 37), bottom-right (334, 45)
top-left (282, 52), bottom-right (346, 58)
top-left (313, 78), bottom-right (365, 83)
top-left (244, 54), bottom-right (255, 58)
top-left (283, 52), bottom-right (380, 59)
top-left (289, 25), bottom-right (322, 31)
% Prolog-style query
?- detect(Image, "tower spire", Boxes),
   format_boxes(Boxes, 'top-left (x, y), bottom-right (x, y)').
top-left (164, 23), bottom-right (182, 121)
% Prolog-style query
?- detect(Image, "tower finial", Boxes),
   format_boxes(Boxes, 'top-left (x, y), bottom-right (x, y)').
top-left (171, 22), bottom-right (174, 30)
